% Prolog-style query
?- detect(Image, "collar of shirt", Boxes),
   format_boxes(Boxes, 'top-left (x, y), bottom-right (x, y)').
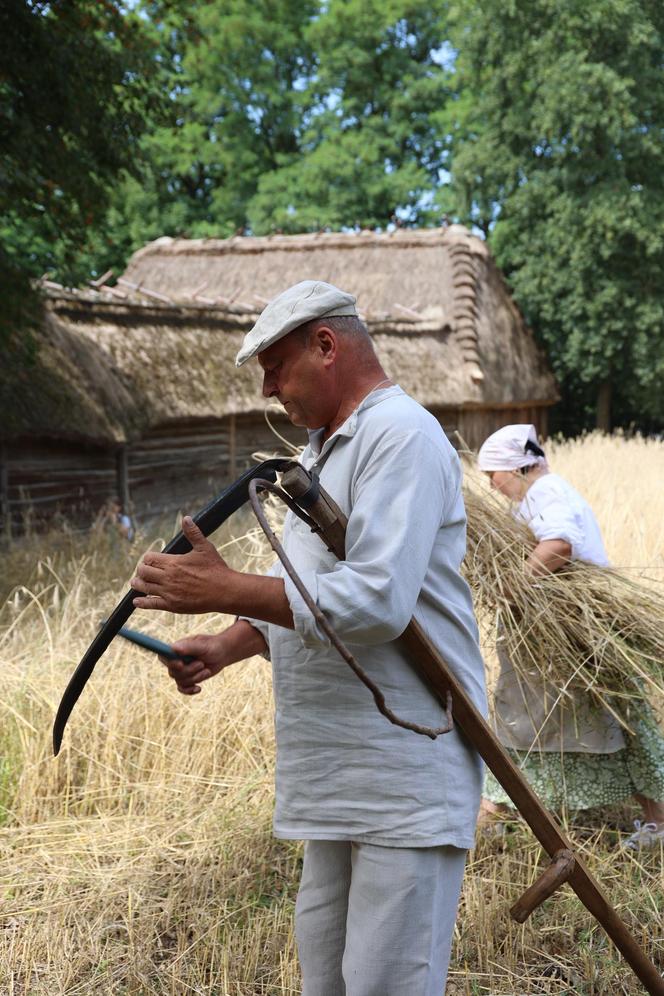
top-left (306, 384), bottom-right (403, 459)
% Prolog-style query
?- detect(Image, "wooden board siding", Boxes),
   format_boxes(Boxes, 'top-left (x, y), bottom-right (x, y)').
top-left (127, 419), bottom-right (232, 525)
top-left (456, 405), bottom-right (549, 450)
top-left (0, 414), bottom-right (305, 534)
top-left (2, 439), bottom-right (116, 532)
top-left (0, 403), bottom-right (547, 534)
top-left (128, 414), bottom-right (305, 526)
top-left (234, 410), bottom-right (305, 464)
top-left (431, 405), bottom-right (549, 451)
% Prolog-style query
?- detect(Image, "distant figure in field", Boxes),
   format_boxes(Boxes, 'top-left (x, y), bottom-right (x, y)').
top-left (101, 497), bottom-right (135, 542)
top-left (477, 423), bottom-right (664, 849)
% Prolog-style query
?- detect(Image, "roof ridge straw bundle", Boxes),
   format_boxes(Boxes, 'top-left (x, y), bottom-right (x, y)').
top-left (462, 468), bottom-right (664, 735)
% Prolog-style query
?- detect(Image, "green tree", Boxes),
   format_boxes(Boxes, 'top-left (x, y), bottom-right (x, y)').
top-left (0, 0), bottom-right (160, 336)
top-left (104, 0), bottom-right (318, 243)
top-left (449, 0), bottom-right (664, 433)
top-left (4, 1), bottom-right (460, 295)
top-left (65, 0), bottom-right (319, 279)
top-left (249, 0), bottom-right (454, 232)
top-left (87, 0), bottom-right (455, 266)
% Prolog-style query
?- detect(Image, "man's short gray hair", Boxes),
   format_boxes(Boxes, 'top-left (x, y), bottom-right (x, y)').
top-left (298, 315), bottom-right (370, 342)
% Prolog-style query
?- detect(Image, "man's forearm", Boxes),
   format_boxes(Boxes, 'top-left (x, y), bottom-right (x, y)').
top-left (221, 618), bottom-right (271, 662)
top-left (224, 573), bottom-right (295, 630)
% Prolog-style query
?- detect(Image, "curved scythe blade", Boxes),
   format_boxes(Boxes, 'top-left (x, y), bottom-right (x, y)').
top-left (53, 458), bottom-right (294, 756)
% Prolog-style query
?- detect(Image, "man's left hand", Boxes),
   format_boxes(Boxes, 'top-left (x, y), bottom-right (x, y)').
top-left (131, 516), bottom-right (234, 613)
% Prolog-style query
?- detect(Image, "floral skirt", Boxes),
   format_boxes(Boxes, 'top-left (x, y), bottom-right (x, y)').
top-left (484, 715), bottom-right (664, 811)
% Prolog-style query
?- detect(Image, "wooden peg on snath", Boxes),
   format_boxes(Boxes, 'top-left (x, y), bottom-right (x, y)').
top-left (509, 849), bottom-right (575, 923)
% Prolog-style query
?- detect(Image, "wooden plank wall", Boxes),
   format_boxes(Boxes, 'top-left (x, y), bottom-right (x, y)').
top-left (1, 414), bottom-right (305, 534)
top-left (1, 439), bottom-right (117, 533)
top-left (128, 414), bottom-right (304, 526)
top-left (1, 404), bottom-right (552, 533)
top-left (127, 419), bottom-right (232, 526)
top-left (432, 405), bottom-right (550, 452)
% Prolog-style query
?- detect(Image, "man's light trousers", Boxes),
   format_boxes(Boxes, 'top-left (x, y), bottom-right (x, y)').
top-left (295, 839), bottom-right (467, 996)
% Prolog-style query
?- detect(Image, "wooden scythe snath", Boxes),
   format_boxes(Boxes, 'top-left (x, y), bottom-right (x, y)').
top-left (258, 464), bottom-right (664, 996)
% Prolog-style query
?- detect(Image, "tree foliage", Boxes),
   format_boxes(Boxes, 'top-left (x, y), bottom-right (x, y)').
top-left (0, 0), bottom-right (161, 334)
top-left (65, 0), bottom-right (320, 278)
top-left (449, 0), bottom-right (664, 431)
top-left (249, 0), bottom-right (453, 232)
top-left (94, 0), bottom-right (453, 250)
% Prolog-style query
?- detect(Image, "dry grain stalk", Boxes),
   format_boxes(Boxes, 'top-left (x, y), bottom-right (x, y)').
top-left (462, 473), bottom-right (664, 732)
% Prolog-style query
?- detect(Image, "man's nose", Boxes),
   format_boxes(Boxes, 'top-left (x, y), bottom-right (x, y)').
top-left (262, 372), bottom-right (278, 398)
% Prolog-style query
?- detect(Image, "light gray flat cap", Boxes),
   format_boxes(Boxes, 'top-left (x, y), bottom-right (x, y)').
top-left (235, 280), bottom-right (357, 366)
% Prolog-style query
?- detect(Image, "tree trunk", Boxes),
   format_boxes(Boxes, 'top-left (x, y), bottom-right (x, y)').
top-left (596, 379), bottom-right (612, 432)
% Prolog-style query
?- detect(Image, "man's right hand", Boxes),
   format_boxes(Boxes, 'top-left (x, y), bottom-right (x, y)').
top-left (158, 619), bottom-right (268, 696)
top-left (159, 633), bottom-right (234, 695)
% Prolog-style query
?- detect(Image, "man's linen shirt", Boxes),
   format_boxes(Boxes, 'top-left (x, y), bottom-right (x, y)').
top-left (244, 386), bottom-right (487, 850)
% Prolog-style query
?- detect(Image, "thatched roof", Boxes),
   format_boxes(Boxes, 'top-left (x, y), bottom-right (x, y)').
top-left (2, 226), bottom-right (557, 446)
top-left (1, 293), bottom-right (266, 446)
top-left (122, 224), bottom-right (557, 401)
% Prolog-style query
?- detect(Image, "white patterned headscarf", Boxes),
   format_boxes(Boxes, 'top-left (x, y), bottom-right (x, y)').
top-left (477, 424), bottom-right (548, 472)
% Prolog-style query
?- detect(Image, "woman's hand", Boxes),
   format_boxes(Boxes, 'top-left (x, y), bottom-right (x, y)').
top-left (527, 539), bottom-right (572, 576)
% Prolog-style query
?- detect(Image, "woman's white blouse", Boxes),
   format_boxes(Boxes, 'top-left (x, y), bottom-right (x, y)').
top-left (517, 473), bottom-right (609, 567)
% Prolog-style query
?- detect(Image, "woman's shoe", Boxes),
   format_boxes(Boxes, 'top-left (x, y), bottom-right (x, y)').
top-left (622, 820), bottom-right (664, 850)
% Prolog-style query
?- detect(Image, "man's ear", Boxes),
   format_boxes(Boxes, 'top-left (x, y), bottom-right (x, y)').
top-left (313, 325), bottom-right (337, 364)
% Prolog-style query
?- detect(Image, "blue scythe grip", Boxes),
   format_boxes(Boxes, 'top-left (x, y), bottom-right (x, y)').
top-left (116, 626), bottom-right (196, 664)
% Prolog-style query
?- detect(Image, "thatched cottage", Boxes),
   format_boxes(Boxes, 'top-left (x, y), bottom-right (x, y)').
top-left (1, 225), bottom-right (557, 530)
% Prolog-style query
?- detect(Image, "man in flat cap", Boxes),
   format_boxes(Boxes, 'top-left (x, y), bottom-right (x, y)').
top-left (132, 280), bottom-right (487, 995)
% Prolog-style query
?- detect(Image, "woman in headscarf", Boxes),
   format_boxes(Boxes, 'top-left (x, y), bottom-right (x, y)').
top-left (477, 424), bottom-right (664, 848)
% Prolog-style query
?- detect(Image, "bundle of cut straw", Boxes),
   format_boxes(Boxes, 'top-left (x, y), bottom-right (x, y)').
top-left (461, 472), bottom-right (664, 732)
top-left (252, 437), bottom-right (663, 732)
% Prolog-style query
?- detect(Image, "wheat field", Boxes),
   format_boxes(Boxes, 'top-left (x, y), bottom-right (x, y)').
top-left (0, 433), bottom-right (662, 995)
